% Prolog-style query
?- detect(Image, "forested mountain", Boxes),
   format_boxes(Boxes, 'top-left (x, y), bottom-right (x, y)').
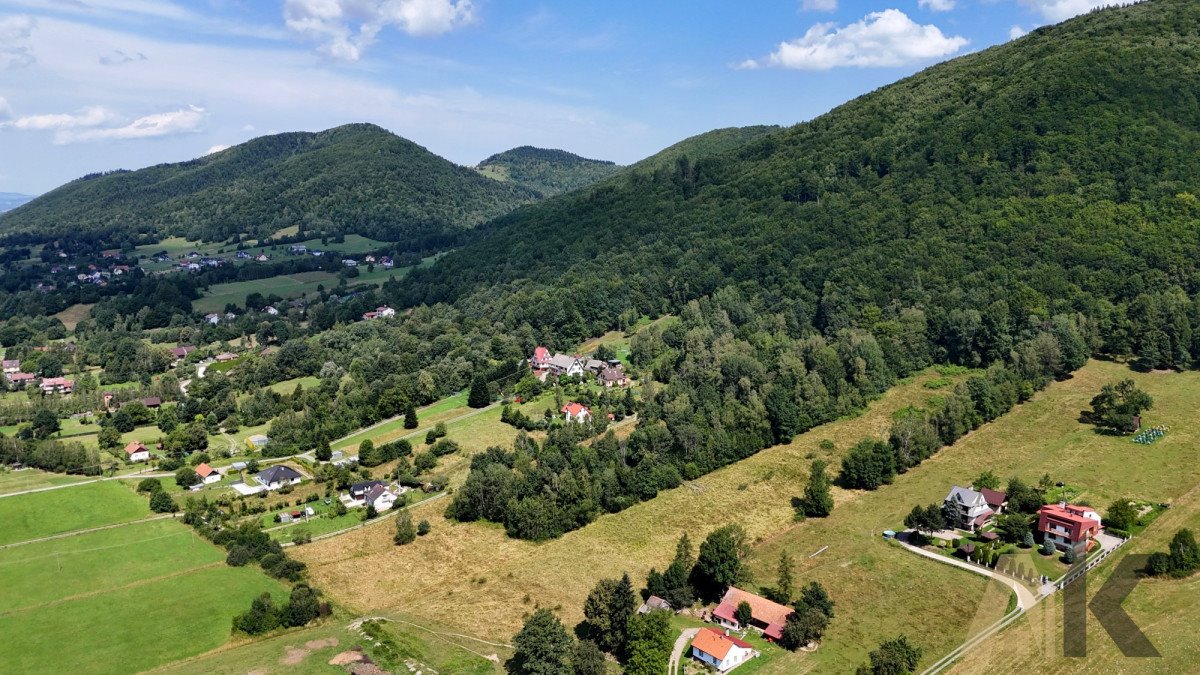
top-left (627, 125), bottom-right (780, 172)
top-left (0, 124), bottom-right (540, 248)
top-left (375, 0), bottom-right (1200, 538)
top-left (0, 193), bottom-right (34, 213)
top-left (476, 146), bottom-right (621, 197)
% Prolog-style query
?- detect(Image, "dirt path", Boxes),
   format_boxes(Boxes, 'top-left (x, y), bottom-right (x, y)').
top-left (0, 513), bottom-right (178, 550)
top-left (668, 627), bottom-right (699, 674)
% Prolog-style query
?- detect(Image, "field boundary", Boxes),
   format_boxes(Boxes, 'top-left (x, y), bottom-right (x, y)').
top-left (0, 513), bottom-right (177, 550)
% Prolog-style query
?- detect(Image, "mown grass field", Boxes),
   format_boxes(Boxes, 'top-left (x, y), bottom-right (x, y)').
top-left (294, 360), bottom-right (1200, 673)
top-left (0, 480), bottom-right (149, 545)
top-left (52, 303), bottom-right (93, 331)
top-left (194, 262), bottom-right (416, 314)
top-left (0, 486), bottom-right (289, 674)
top-left (0, 468), bottom-right (92, 495)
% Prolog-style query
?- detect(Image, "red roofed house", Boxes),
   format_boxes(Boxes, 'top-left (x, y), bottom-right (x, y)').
top-left (7, 372), bottom-right (35, 389)
top-left (125, 441), bottom-right (150, 463)
top-left (561, 402), bottom-right (592, 424)
top-left (2, 359), bottom-right (19, 374)
top-left (713, 586), bottom-right (794, 642)
top-left (169, 345), bottom-right (195, 360)
top-left (215, 352), bottom-right (238, 362)
top-left (530, 346), bottom-right (552, 371)
top-left (39, 377), bottom-right (74, 395)
top-left (1038, 503), bottom-right (1101, 555)
top-left (690, 628), bottom-right (756, 672)
top-left (979, 487), bottom-right (1008, 514)
top-left (195, 463), bottom-right (222, 484)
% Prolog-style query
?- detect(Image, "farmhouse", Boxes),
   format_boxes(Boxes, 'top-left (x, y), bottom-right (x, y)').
top-left (943, 486), bottom-right (994, 532)
top-left (215, 352), bottom-right (238, 362)
top-left (713, 586), bottom-right (794, 641)
top-left (1038, 503), bottom-right (1102, 555)
top-left (124, 441), bottom-right (150, 462)
top-left (7, 372), bottom-right (35, 389)
top-left (255, 465), bottom-right (302, 490)
top-left (561, 402), bottom-right (592, 424)
top-left (39, 377), bottom-right (74, 395)
top-left (600, 366), bottom-right (628, 387)
top-left (691, 628), bottom-right (756, 672)
top-left (139, 397), bottom-right (162, 409)
top-left (168, 345), bottom-right (195, 360)
top-left (2, 359), bottom-right (19, 374)
top-left (194, 463), bottom-right (222, 484)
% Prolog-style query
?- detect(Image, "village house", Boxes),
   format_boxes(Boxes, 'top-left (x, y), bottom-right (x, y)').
top-left (205, 313), bottom-right (221, 325)
top-left (290, 244), bottom-right (307, 254)
top-left (124, 441), bottom-right (151, 463)
top-left (39, 377), bottom-right (74, 395)
top-left (342, 258), bottom-right (358, 267)
top-left (600, 366), bottom-right (629, 387)
top-left (561, 402), bottom-right (592, 424)
top-left (364, 254), bottom-right (376, 263)
top-left (364, 484), bottom-right (400, 512)
top-left (347, 480), bottom-right (386, 503)
top-left (2, 359), bottom-right (20, 374)
top-left (7, 372), bottom-right (35, 389)
top-left (255, 465), bottom-right (302, 490)
top-left (169, 345), bottom-right (196, 361)
top-left (216, 352), bottom-right (238, 362)
top-left (691, 628), bottom-right (757, 672)
top-left (263, 306), bottom-right (280, 316)
top-left (194, 463), bottom-right (222, 484)
top-left (637, 596), bottom-right (672, 614)
top-left (979, 487), bottom-right (1008, 514)
top-left (713, 587), bottom-right (794, 641)
top-left (943, 486), bottom-right (994, 532)
top-left (255, 253), bottom-right (269, 262)
top-left (139, 397), bottom-right (162, 409)
top-left (1038, 503), bottom-right (1102, 555)
top-left (380, 256), bottom-right (394, 268)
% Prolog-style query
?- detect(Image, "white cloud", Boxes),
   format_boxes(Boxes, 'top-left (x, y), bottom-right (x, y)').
top-left (747, 9), bottom-right (967, 70)
top-left (206, 144), bottom-right (230, 155)
top-left (3, 104), bottom-right (205, 144)
top-left (5, 106), bottom-right (119, 132)
top-left (284, 0), bottom-right (475, 61)
top-left (1009, 25), bottom-right (1029, 39)
top-left (919, 0), bottom-right (956, 11)
top-left (0, 97), bottom-right (12, 121)
top-left (0, 15), bottom-right (36, 70)
top-left (800, 0), bottom-right (837, 11)
top-left (1016, 0), bottom-right (1118, 22)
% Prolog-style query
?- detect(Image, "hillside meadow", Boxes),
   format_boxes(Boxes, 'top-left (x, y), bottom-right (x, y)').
top-left (0, 480), bottom-right (149, 545)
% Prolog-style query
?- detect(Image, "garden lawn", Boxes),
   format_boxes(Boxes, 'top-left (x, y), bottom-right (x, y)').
top-left (0, 518), bottom-right (222, 612)
top-left (0, 563), bottom-right (288, 674)
top-left (0, 480), bottom-right (149, 545)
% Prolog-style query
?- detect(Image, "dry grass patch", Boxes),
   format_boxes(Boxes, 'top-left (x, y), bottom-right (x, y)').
top-left (53, 303), bottom-right (93, 331)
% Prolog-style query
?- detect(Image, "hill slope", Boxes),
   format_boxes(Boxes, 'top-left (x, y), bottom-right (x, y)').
top-left (476, 146), bottom-right (621, 197)
top-left (0, 124), bottom-right (540, 248)
top-left (0, 193), bottom-right (34, 213)
top-left (400, 0), bottom-right (1200, 349)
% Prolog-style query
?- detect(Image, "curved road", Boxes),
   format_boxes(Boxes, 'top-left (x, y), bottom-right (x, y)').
top-left (896, 536), bottom-right (1040, 610)
top-left (668, 627), bottom-right (699, 674)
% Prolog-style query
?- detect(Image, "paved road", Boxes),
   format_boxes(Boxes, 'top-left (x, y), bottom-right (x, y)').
top-left (668, 627), bottom-right (699, 675)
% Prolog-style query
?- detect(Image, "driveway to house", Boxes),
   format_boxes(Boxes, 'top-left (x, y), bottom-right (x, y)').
top-left (896, 533), bottom-right (1039, 610)
top-left (668, 627), bottom-right (699, 675)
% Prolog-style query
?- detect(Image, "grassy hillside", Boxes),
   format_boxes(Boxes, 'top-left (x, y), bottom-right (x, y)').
top-left (0, 124), bottom-right (540, 247)
top-left (476, 146), bottom-right (621, 196)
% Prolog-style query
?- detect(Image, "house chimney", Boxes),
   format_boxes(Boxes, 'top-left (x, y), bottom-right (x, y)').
top-left (1059, 501), bottom-right (1067, 508)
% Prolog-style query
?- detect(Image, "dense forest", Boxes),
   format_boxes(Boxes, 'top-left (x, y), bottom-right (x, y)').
top-left (0, 124), bottom-right (541, 246)
top-left (476, 146), bottom-right (622, 197)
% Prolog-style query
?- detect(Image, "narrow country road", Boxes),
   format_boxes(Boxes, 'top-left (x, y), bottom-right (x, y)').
top-left (896, 535), bottom-right (1040, 610)
top-left (668, 627), bottom-right (699, 674)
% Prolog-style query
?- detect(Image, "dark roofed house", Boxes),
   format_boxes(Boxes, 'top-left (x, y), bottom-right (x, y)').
top-left (140, 397), bottom-right (162, 408)
top-left (256, 465), bottom-right (302, 490)
top-left (638, 595), bottom-right (672, 614)
top-left (169, 345), bottom-right (195, 360)
top-left (600, 366), bottom-right (628, 388)
top-left (979, 487), bottom-right (1008, 513)
top-left (350, 480), bottom-right (385, 500)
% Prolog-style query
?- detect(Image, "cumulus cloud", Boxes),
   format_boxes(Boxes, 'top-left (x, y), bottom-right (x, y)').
top-left (284, 0), bottom-right (475, 61)
top-left (0, 15), bottom-right (36, 70)
top-left (3, 105), bottom-right (205, 144)
top-left (205, 144), bottom-right (230, 155)
top-left (744, 9), bottom-right (967, 71)
top-left (1009, 25), bottom-right (1029, 39)
top-left (919, 0), bottom-right (956, 11)
top-left (1016, 0), bottom-right (1118, 22)
top-left (99, 49), bottom-right (148, 66)
top-left (801, 0), bottom-right (837, 11)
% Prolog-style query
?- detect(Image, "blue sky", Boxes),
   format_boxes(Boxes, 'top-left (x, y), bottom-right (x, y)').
top-left (0, 0), bottom-right (1117, 194)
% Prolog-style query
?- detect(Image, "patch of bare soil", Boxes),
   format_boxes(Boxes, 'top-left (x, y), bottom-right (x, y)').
top-left (329, 649), bottom-right (368, 666)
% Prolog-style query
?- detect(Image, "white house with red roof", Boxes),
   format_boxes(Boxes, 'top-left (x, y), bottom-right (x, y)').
top-left (39, 377), bottom-right (74, 395)
top-left (561, 402), bottom-right (592, 424)
top-left (713, 586), bottom-right (794, 642)
top-left (2, 359), bottom-right (20, 374)
top-left (7, 372), bottom-right (35, 389)
top-left (195, 463), bottom-right (222, 484)
top-left (530, 346), bottom-right (552, 371)
top-left (1038, 503), bottom-right (1102, 555)
top-left (124, 441), bottom-right (150, 463)
top-left (690, 627), bottom-right (757, 671)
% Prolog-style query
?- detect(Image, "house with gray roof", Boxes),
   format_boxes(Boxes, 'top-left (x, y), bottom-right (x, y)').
top-left (944, 486), bottom-right (994, 532)
top-left (256, 465), bottom-right (302, 491)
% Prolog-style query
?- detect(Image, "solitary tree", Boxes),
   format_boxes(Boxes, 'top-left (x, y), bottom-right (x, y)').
top-left (468, 375), bottom-right (490, 409)
top-left (506, 609), bottom-right (573, 675)
top-left (623, 610), bottom-right (673, 675)
top-left (1105, 498), bottom-right (1139, 532)
top-left (797, 459), bottom-right (834, 518)
top-left (865, 635), bottom-right (922, 674)
top-left (394, 510), bottom-right (416, 545)
top-left (776, 550), bottom-right (795, 603)
top-left (973, 469), bottom-right (1001, 491)
top-left (403, 401), bottom-right (418, 429)
top-left (734, 601), bottom-right (753, 629)
top-left (1087, 379), bottom-right (1153, 433)
top-left (149, 490), bottom-right (177, 513)
top-left (694, 524), bottom-right (748, 601)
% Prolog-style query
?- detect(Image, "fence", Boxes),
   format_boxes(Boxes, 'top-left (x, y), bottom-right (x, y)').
top-left (1057, 536), bottom-right (1127, 590)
